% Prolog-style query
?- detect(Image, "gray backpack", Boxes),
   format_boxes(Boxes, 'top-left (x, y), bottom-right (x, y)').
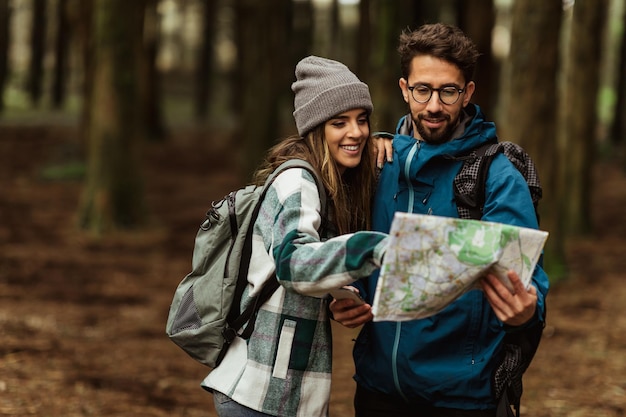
top-left (166, 159), bottom-right (326, 367)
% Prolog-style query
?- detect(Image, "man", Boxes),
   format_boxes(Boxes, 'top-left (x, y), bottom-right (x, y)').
top-left (330, 23), bottom-right (549, 417)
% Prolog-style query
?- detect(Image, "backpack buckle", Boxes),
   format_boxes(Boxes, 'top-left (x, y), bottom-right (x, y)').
top-left (222, 326), bottom-right (238, 344)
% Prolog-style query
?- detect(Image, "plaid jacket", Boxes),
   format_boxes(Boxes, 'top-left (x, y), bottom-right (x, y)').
top-left (202, 167), bottom-right (388, 417)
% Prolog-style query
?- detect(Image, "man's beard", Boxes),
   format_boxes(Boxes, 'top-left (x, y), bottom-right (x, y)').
top-left (414, 111), bottom-right (458, 144)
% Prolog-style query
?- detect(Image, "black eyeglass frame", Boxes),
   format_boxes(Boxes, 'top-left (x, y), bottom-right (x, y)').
top-left (406, 84), bottom-right (466, 105)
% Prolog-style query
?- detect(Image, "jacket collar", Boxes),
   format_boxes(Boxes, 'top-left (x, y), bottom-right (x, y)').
top-left (394, 104), bottom-right (496, 158)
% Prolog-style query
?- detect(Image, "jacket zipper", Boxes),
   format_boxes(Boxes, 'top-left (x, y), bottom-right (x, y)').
top-left (403, 141), bottom-right (419, 214)
top-left (391, 140), bottom-right (420, 401)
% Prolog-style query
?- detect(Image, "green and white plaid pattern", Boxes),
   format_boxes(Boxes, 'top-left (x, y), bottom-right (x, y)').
top-left (203, 167), bottom-right (387, 417)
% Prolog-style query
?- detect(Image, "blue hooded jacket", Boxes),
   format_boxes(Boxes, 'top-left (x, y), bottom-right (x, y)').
top-left (352, 104), bottom-right (549, 410)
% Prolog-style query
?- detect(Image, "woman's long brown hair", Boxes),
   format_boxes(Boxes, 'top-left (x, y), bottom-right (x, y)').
top-left (252, 124), bottom-right (376, 235)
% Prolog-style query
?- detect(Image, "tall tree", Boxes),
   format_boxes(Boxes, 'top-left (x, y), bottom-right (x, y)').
top-left (367, 0), bottom-right (432, 133)
top-left (27, 0), bottom-right (46, 107)
top-left (561, 0), bottom-right (608, 235)
top-left (52, 0), bottom-right (69, 108)
top-left (611, 4), bottom-right (626, 164)
top-left (67, 0), bottom-right (95, 151)
top-left (503, 0), bottom-right (564, 271)
top-left (356, 0), bottom-right (371, 81)
top-left (367, 0), bottom-right (404, 132)
top-left (0, 0), bottom-right (10, 112)
top-left (290, 0), bottom-right (314, 63)
top-left (458, 0), bottom-right (497, 117)
top-left (79, 0), bottom-right (146, 233)
top-left (235, 0), bottom-right (291, 177)
top-left (288, 0), bottom-right (314, 131)
top-left (140, 0), bottom-right (165, 140)
top-left (194, 0), bottom-right (217, 121)
top-left (330, 0), bottom-right (340, 58)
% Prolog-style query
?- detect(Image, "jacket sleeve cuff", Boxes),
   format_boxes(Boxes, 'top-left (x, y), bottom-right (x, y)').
top-left (373, 237), bottom-right (388, 267)
top-left (503, 308), bottom-right (543, 333)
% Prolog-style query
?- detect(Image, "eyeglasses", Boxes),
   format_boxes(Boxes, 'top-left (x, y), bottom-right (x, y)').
top-left (407, 84), bottom-right (466, 105)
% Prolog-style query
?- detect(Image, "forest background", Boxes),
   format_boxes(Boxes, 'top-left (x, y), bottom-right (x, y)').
top-left (1, 0), bottom-right (626, 416)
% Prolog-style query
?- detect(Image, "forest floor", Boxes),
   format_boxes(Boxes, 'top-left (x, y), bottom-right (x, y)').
top-left (1, 125), bottom-right (626, 417)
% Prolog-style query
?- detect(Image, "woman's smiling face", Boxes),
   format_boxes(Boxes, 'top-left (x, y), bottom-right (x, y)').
top-left (324, 108), bottom-right (370, 174)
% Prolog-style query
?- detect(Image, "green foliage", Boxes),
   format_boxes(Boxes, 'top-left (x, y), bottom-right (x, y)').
top-left (40, 161), bottom-right (86, 181)
top-left (542, 248), bottom-right (569, 285)
top-left (597, 86), bottom-right (617, 127)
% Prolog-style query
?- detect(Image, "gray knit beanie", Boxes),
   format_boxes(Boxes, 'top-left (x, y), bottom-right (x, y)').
top-left (292, 56), bottom-right (373, 137)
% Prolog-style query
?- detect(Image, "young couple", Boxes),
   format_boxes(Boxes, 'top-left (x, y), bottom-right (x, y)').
top-left (200, 23), bottom-right (548, 417)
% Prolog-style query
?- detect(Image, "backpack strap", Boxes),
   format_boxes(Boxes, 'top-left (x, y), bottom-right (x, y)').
top-left (451, 141), bottom-right (542, 222)
top-left (223, 159), bottom-right (326, 346)
top-left (494, 318), bottom-right (546, 417)
top-left (449, 141), bottom-right (500, 220)
top-left (498, 142), bottom-right (542, 208)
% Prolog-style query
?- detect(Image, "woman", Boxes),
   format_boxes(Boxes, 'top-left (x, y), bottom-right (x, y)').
top-left (202, 56), bottom-right (389, 417)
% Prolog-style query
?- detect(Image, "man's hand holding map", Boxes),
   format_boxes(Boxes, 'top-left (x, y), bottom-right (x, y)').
top-left (372, 213), bottom-right (549, 321)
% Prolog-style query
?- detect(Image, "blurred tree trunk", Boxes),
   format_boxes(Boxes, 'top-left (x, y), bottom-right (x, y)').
top-left (503, 0), bottom-right (564, 274)
top-left (235, 0), bottom-right (291, 178)
top-left (141, 0), bottom-right (165, 140)
top-left (79, 0), bottom-right (146, 234)
top-left (356, 0), bottom-right (370, 81)
top-left (368, 0), bottom-right (425, 133)
top-left (330, 0), bottom-right (340, 57)
top-left (288, 0), bottom-right (313, 132)
top-left (291, 0), bottom-right (314, 62)
top-left (611, 6), bottom-right (626, 166)
top-left (194, 0), bottom-right (217, 122)
top-left (27, 0), bottom-right (46, 107)
top-left (368, 0), bottom-right (402, 133)
top-left (561, 0), bottom-right (608, 235)
top-left (52, 0), bottom-right (69, 108)
top-left (458, 0), bottom-right (497, 117)
top-left (0, 0), bottom-right (10, 112)
top-left (411, 0), bottom-right (439, 24)
top-left (67, 0), bottom-right (93, 150)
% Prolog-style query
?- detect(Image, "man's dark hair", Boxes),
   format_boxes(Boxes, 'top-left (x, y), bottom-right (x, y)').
top-left (398, 23), bottom-right (480, 84)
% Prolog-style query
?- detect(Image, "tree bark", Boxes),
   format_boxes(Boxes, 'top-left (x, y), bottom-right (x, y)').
top-left (194, 0), bottom-right (217, 122)
top-left (458, 0), bottom-right (497, 116)
top-left (367, 0), bottom-right (423, 133)
top-left (235, 0), bottom-right (291, 178)
top-left (79, 0), bottom-right (146, 234)
top-left (0, 0), bottom-right (10, 112)
top-left (68, 0), bottom-right (93, 150)
top-left (141, 0), bottom-right (166, 140)
top-left (356, 0), bottom-right (371, 80)
top-left (504, 0), bottom-right (564, 271)
top-left (290, 0), bottom-right (314, 64)
top-left (562, 0), bottom-right (608, 235)
top-left (611, 3), bottom-right (626, 165)
top-left (27, 0), bottom-right (46, 107)
top-left (52, 0), bottom-right (69, 108)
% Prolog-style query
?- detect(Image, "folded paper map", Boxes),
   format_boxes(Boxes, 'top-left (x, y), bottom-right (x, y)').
top-left (372, 213), bottom-right (548, 322)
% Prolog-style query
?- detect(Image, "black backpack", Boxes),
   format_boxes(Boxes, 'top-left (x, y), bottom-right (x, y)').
top-left (450, 140), bottom-right (545, 417)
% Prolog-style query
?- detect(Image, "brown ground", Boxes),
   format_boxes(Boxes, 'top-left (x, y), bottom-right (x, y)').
top-left (1, 126), bottom-right (625, 417)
